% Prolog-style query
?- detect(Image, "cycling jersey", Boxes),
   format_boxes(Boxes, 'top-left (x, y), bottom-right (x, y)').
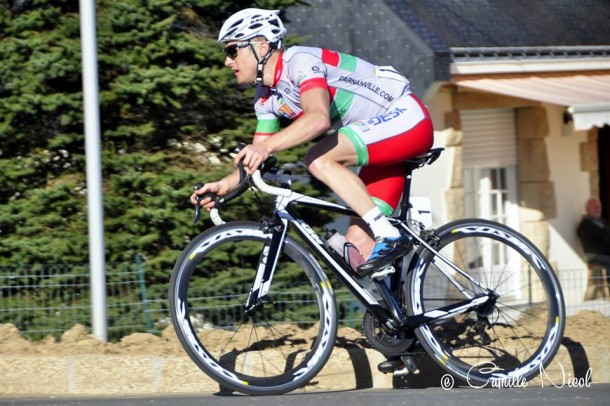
top-left (254, 46), bottom-right (411, 133)
top-left (253, 46), bottom-right (434, 215)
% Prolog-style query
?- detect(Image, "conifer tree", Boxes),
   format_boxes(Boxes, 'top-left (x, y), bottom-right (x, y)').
top-left (0, 0), bottom-right (334, 336)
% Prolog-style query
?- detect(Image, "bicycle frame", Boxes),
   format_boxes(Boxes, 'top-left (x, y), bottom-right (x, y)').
top-left (241, 171), bottom-right (494, 331)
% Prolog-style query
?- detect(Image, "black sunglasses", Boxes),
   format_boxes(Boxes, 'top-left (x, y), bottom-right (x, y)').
top-left (223, 41), bottom-right (265, 60)
top-left (223, 41), bottom-right (252, 60)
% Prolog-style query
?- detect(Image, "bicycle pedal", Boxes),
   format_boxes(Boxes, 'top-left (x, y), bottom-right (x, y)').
top-left (389, 357), bottom-right (420, 377)
top-left (377, 359), bottom-right (404, 374)
top-left (400, 355), bottom-right (420, 374)
top-left (370, 265), bottom-right (395, 280)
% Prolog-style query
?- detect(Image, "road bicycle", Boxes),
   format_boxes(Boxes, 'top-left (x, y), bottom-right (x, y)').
top-left (169, 146), bottom-right (565, 395)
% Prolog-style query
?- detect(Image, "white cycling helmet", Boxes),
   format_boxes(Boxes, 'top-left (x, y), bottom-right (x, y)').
top-left (218, 8), bottom-right (286, 45)
top-left (218, 9), bottom-right (287, 84)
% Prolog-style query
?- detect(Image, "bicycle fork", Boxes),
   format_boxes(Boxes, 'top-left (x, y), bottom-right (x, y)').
top-left (244, 218), bottom-right (289, 317)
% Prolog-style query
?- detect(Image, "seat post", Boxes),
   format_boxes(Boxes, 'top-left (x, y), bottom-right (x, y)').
top-left (395, 148), bottom-right (444, 222)
top-left (398, 166), bottom-right (416, 222)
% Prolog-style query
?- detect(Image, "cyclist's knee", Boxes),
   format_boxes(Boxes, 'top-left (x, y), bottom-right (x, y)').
top-left (305, 151), bottom-right (330, 180)
top-left (304, 138), bottom-right (335, 175)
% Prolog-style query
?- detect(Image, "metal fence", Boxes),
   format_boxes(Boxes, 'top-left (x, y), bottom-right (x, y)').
top-left (0, 262), bottom-right (608, 341)
top-left (0, 258), bottom-right (167, 341)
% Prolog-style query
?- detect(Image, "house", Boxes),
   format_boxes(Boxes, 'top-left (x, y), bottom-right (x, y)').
top-left (285, 0), bottom-right (610, 303)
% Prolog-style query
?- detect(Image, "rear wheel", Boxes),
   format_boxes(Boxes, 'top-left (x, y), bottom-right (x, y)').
top-left (169, 222), bottom-right (337, 395)
top-left (406, 219), bottom-right (565, 386)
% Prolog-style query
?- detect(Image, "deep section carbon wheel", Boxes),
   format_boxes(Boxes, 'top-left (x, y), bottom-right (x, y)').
top-left (406, 219), bottom-right (565, 387)
top-left (169, 222), bottom-right (337, 395)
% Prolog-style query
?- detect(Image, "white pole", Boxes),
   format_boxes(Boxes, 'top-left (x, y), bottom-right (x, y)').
top-left (79, 0), bottom-right (107, 342)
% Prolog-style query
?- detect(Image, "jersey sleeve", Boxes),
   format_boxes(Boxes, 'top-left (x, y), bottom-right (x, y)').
top-left (254, 88), bottom-right (280, 137)
top-left (254, 113), bottom-right (280, 137)
top-left (285, 50), bottom-right (329, 95)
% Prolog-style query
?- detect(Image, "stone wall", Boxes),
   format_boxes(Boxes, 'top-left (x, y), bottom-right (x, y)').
top-left (442, 109), bottom-right (464, 223)
top-left (516, 106), bottom-right (556, 257)
top-left (580, 129), bottom-right (600, 198)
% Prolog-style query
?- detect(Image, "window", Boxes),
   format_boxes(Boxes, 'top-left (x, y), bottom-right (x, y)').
top-left (461, 109), bottom-right (520, 230)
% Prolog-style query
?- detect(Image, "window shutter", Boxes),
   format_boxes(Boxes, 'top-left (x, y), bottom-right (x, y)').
top-left (461, 109), bottom-right (517, 168)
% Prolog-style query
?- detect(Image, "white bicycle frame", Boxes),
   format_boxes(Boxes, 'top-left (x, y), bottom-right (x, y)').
top-left (209, 169), bottom-right (494, 329)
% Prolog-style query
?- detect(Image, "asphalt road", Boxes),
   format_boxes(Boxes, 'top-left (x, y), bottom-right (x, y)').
top-left (1, 385), bottom-right (609, 406)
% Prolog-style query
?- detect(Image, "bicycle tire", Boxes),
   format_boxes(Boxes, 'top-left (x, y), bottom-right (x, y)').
top-left (169, 221), bottom-right (338, 395)
top-left (405, 218), bottom-right (565, 387)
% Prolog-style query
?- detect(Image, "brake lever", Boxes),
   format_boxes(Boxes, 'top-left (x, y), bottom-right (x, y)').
top-left (191, 143), bottom-right (259, 224)
top-left (233, 143), bottom-right (248, 183)
top-left (192, 184), bottom-right (220, 224)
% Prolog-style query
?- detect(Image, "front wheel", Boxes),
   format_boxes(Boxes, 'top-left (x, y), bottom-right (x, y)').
top-left (169, 221), bottom-right (338, 395)
top-left (406, 219), bottom-right (565, 386)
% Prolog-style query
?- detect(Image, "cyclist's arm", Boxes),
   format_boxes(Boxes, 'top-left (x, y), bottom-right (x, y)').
top-left (263, 87), bottom-right (331, 152)
top-left (190, 170), bottom-right (239, 208)
top-left (235, 88), bottom-right (331, 171)
top-left (191, 133), bottom-right (272, 207)
top-left (264, 87), bottom-right (330, 153)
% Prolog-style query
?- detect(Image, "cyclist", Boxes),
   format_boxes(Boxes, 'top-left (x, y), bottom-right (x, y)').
top-left (191, 8), bottom-right (434, 276)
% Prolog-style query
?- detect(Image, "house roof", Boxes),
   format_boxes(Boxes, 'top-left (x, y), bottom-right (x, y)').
top-left (384, 0), bottom-right (610, 61)
top-left (285, 0), bottom-right (610, 111)
top-left (383, 0), bottom-right (610, 126)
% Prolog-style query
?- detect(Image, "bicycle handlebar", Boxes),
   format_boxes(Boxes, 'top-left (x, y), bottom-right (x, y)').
top-left (193, 144), bottom-right (281, 224)
top-left (250, 171), bottom-right (292, 197)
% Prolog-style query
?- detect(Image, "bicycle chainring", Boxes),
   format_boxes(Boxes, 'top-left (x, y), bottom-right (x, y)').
top-left (362, 311), bottom-right (416, 357)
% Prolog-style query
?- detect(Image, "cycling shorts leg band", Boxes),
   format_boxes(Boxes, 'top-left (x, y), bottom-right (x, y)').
top-left (360, 165), bottom-right (407, 215)
top-left (340, 126), bottom-right (369, 166)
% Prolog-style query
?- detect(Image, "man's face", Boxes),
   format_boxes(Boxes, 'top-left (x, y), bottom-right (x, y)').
top-left (586, 199), bottom-right (602, 218)
top-left (223, 41), bottom-right (262, 85)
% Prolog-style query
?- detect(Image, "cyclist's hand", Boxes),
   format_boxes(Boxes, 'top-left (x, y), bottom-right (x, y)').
top-left (235, 143), bottom-right (272, 174)
top-left (190, 182), bottom-right (223, 210)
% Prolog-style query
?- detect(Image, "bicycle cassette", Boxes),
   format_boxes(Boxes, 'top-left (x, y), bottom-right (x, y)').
top-left (362, 311), bottom-right (416, 357)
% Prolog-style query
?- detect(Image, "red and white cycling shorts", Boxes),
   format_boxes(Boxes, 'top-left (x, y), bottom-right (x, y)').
top-left (339, 93), bottom-right (434, 215)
